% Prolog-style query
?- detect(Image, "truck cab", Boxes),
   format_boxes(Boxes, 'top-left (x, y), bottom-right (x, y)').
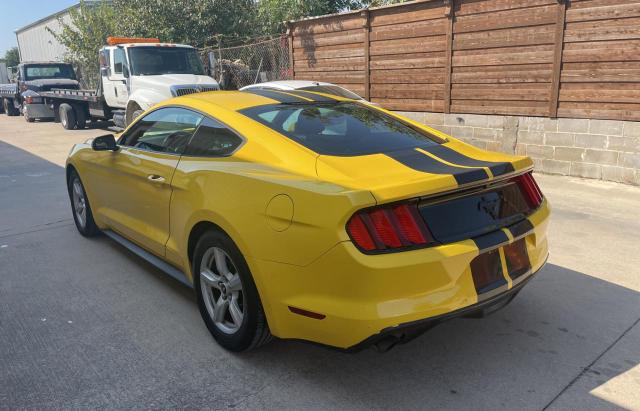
top-left (99, 38), bottom-right (219, 124)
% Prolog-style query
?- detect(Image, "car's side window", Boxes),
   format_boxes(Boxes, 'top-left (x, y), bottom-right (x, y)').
top-left (183, 117), bottom-right (243, 157)
top-left (120, 107), bottom-right (203, 155)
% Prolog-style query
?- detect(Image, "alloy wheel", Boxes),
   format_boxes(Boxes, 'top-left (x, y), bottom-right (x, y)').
top-left (71, 178), bottom-right (87, 229)
top-left (200, 247), bottom-right (245, 334)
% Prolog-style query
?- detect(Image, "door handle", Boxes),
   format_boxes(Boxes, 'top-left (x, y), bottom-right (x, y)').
top-left (147, 174), bottom-right (166, 184)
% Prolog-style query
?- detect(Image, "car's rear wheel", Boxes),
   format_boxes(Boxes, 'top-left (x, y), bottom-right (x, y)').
top-left (67, 170), bottom-right (99, 237)
top-left (193, 229), bottom-right (272, 351)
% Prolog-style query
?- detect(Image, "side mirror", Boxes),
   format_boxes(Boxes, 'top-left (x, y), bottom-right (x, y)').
top-left (92, 134), bottom-right (118, 151)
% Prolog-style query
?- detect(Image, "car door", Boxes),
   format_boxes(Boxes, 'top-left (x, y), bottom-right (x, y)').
top-left (98, 107), bottom-right (204, 257)
top-left (103, 47), bottom-right (129, 108)
top-left (164, 116), bottom-right (245, 268)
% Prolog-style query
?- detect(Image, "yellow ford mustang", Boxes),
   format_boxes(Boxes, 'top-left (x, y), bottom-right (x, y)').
top-left (66, 89), bottom-right (549, 352)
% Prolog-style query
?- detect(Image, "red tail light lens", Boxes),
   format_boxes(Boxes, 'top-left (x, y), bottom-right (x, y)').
top-left (513, 172), bottom-right (543, 208)
top-left (347, 202), bottom-right (435, 253)
top-left (346, 215), bottom-right (376, 251)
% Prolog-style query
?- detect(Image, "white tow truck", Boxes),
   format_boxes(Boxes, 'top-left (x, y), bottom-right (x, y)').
top-left (41, 37), bottom-right (219, 129)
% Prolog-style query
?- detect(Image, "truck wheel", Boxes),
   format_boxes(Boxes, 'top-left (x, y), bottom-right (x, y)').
top-left (59, 103), bottom-right (77, 130)
top-left (126, 103), bottom-right (144, 126)
top-left (74, 104), bottom-right (87, 129)
top-left (0, 99), bottom-right (4, 114)
top-left (3, 98), bottom-right (19, 116)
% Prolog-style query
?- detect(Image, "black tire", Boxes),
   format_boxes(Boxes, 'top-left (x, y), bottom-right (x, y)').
top-left (126, 104), bottom-right (143, 126)
top-left (59, 103), bottom-right (77, 130)
top-left (4, 98), bottom-right (19, 116)
top-left (67, 169), bottom-right (100, 237)
top-left (193, 229), bottom-right (272, 352)
top-left (74, 104), bottom-right (87, 129)
top-left (131, 109), bottom-right (144, 123)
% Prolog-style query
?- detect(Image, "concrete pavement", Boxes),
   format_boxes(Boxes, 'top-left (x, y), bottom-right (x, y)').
top-left (0, 115), bottom-right (638, 410)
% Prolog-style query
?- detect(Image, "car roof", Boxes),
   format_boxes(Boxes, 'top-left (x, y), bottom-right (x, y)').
top-left (240, 80), bottom-right (336, 91)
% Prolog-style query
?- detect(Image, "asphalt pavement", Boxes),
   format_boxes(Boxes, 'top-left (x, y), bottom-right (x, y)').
top-left (1, 115), bottom-right (639, 410)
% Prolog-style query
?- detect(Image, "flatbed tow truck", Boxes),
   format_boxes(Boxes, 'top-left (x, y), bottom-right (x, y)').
top-left (40, 37), bottom-right (219, 129)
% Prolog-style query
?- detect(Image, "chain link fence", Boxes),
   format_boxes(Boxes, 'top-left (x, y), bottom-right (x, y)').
top-left (201, 35), bottom-right (291, 90)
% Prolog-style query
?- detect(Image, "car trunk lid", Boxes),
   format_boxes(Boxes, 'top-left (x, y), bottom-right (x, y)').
top-left (316, 142), bottom-right (533, 204)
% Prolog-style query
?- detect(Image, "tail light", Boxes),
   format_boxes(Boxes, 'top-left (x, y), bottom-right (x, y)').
top-left (513, 172), bottom-right (543, 208)
top-left (347, 202), bottom-right (436, 253)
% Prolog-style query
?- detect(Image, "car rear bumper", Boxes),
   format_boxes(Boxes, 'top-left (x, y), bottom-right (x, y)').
top-left (251, 199), bottom-right (550, 349)
top-left (345, 264), bottom-right (542, 352)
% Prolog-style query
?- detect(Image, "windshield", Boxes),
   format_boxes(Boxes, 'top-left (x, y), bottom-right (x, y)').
top-left (299, 85), bottom-right (363, 100)
top-left (128, 47), bottom-right (205, 76)
top-left (240, 102), bottom-right (442, 156)
top-left (24, 64), bottom-right (76, 81)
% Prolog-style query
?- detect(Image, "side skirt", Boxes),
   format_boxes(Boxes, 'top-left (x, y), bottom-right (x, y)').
top-left (103, 230), bottom-right (193, 288)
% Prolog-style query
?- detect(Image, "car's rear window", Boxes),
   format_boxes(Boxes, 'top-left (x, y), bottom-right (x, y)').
top-left (239, 102), bottom-right (442, 156)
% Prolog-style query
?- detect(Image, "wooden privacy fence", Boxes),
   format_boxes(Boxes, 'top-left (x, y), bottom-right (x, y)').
top-left (287, 0), bottom-right (640, 122)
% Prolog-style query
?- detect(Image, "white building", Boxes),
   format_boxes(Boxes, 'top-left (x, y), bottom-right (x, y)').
top-left (14, 1), bottom-right (105, 62)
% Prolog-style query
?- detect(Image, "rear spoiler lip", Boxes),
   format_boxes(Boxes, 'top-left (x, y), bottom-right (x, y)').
top-left (418, 166), bottom-right (534, 203)
top-left (368, 166), bottom-right (535, 208)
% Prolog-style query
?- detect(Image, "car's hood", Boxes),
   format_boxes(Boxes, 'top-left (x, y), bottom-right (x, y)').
top-left (315, 140), bottom-right (533, 203)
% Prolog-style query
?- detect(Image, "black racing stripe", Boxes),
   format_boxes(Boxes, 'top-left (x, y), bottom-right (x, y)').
top-left (385, 149), bottom-right (489, 185)
top-left (508, 219), bottom-right (534, 239)
top-left (472, 230), bottom-right (509, 252)
top-left (242, 89), bottom-right (309, 104)
top-left (423, 145), bottom-right (515, 177)
top-left (284, 89), bottom-right (339, 103)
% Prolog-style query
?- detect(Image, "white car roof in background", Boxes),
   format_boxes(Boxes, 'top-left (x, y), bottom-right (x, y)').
top-left (240, 80), bottom-right (335, 91)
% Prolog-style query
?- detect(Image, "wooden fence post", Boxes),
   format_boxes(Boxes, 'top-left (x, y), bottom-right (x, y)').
top-left (286, 22), bottom-right (295, 80)
top-left (443, 0), bottom-right (454, 114)
top-left (362, 10), bottom-right (371, 101)
top-left (549, 0), bottom-right (567, 118)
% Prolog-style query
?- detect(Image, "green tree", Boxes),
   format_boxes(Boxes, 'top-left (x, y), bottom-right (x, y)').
top-left (114, 0), bottom-right (258, 47)
top-left (47, 0), bottom-right (410, 88)
top-left (4, 47), bottom-right (20, 68)
top-left (256, 0), bottom-right (409, 35)
top-left (47, 0), bottom-right (117, 88)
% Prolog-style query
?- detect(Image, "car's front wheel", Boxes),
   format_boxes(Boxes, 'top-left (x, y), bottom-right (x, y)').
top-left (193, 229), bottom-right (272, 351)
top-left (67, 170), bottom-right (100, 237)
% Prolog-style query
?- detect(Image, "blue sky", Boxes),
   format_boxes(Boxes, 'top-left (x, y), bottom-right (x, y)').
top-left (1, 0), bottom-right (77, 57)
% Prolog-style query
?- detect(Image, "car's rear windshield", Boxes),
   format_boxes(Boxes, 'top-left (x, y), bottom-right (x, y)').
top-left (24, 64), bottom-right (75, 81)
top-left (239, 102), bottom-right (442, 156)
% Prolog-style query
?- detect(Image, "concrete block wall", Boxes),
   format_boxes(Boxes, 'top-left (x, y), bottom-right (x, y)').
top-left (396, 111), bottom-right (640, 186)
